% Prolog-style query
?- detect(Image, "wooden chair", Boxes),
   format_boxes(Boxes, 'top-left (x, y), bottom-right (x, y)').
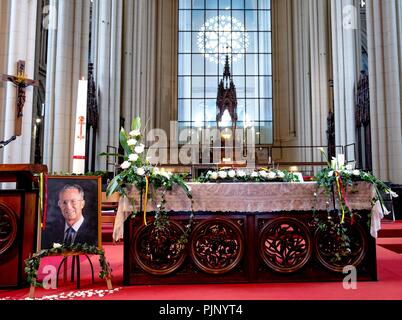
top-left (101, 192), bottom-right (120, 243)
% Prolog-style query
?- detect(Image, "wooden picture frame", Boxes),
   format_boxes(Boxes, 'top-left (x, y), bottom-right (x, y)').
top-left (40, 176), bottom-right (102, 250)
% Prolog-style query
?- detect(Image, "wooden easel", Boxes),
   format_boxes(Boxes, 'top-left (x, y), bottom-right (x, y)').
top-left (28, 251), bottom-right (113, 299)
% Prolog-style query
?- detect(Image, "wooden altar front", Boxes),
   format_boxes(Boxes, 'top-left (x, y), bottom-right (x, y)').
top-left (0, 164), bottom-right (47, 288)
top-left (121, 183), bottom-right (377, 285)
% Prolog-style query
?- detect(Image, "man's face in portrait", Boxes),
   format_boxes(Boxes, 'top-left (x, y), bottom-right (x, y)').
top-left (58, 188), bottom-right (85, 227)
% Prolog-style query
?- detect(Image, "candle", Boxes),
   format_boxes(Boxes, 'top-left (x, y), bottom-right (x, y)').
top-left (337, 154), bottom-right (345, 168)
top-left (72, 79), bottom-right (88, 174)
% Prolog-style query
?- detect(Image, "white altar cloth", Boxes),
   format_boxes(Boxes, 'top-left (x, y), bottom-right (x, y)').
top-left (113, 182), bottom-right (386, 241)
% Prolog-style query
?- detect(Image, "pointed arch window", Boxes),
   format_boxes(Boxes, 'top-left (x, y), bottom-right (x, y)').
top-left (178, 0), bottom-right (273, 144)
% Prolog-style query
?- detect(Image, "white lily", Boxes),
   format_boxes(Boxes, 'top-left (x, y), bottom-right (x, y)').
top-left (352, 170), bottom-right (360, 176)
top-left (135, 144), bottom-right (145, 154)
top-left (129, 129), bottom-right (141, 137)
top-left (127, 138), bottom-right (137, 146)
top-left (386, 189), bottom-right (399, 198)
top-left (277, 171), bottom-right (285, 179)
top-left (237, 170), bottom-right (246, 178)
top-left (121, 161), bottom-right (131, 169)
top-left (53, 243), bottom-right (62, 248)
top-left (218, 171), bottom-right (228, 179)
top-left (128, 153), bottom-right (139, 162)
top-left (228, 170), bottom-right (236, 178)
top-left (210, 172), bottom-right (218, 180)
top-left (267, 171), bottom-right (276, 180)
top-left (136, 167), bottom-right (145, 176)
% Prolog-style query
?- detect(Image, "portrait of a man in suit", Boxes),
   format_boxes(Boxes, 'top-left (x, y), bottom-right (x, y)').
top-left (41, 177), bottom-right (100, 249)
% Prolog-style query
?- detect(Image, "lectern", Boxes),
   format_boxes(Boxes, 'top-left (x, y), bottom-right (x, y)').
top-left (0, 164), bottom-right (47, 288)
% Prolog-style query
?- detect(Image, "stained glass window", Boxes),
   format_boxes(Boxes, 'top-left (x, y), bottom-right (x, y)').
top-left (178, 0), bottom-right (272, 144)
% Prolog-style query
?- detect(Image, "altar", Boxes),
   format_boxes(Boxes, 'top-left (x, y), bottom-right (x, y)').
top-left (117, 182), bottom-right (378, 285)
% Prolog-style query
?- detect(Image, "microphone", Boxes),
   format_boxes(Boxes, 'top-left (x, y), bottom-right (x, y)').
top-left (0, 135), bottom-right (17, 148)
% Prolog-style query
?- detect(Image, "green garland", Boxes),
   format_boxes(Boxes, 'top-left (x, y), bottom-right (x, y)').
top-left (312, 156), bottom-right (396, 262)
top-left (25, 243), bottom-right (112, 288)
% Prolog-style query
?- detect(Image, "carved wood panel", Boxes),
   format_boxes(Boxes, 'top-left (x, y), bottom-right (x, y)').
top-left (0, 202), bottom-right (18, 256)
top-left (125, 212), bottom-right (376, 285)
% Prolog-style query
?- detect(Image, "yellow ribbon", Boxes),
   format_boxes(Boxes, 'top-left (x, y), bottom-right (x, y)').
top-left (39, 173), bottom-right (43, 213)
top-left (143, 176), bottom-right (149, 226)
top-left (335, 172), bottom-right (345, 223)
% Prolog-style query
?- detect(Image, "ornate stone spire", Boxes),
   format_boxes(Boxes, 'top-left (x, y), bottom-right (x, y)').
top-left (216, 52), bottom-right (238, 127)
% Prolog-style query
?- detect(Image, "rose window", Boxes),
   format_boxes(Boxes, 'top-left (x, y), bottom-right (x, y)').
top-left (197, 15), bottom-right (249, 65)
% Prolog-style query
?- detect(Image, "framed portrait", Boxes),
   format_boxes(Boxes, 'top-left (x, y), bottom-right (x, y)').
top-left (40, 176), bottom-right (102, 250)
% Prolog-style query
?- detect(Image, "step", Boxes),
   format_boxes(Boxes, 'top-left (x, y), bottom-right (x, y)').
top-left (377, 243), bottom-right (402, 254)
top-left (378, 221), bottom-right (402, 238)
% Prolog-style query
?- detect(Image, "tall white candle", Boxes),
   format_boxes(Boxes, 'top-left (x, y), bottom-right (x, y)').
top-left (72, 79), bottom-right (88, 174)
top-left (337, 154), bottom-right (345, 168)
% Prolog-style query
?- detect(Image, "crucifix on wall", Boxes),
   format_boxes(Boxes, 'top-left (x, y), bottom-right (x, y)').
top-left (1, 60), bottom-right (39, 136)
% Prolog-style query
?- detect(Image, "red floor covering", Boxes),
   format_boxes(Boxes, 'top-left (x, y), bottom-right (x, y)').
top-left (1, 223), bottom-right (402, 301)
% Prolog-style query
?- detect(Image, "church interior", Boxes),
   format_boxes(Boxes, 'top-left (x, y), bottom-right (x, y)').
top-left (1, 0), bottom-right (402, 302)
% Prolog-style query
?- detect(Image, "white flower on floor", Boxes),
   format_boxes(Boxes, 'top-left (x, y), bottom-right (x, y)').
top-left (259, 171), bottom-right (268, 178)
top-left (22, 288), bottom-right (122, 301)
top-left (52, 243), bottom-right (62, 248)
top-left (251, 172), bottom-right (258, 178)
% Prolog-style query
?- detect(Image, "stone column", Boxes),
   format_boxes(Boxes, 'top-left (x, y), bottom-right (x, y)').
top-left (309, 0), bottom-right (332, 152)
top-left (366, 0), bottom-right (402, 183)
top-left (92, 0), bottom-right (123, 169)
top-left (43, 0), bottom-right (90, 172)
top-left (331, 0), bottom-right (360, 161)
top-left (121, 0), bottom-right (177, 140)
top-left (0, 0), bottom-right (37, 164)
top-left (154, 0), bottom-right (178, 135)
top-left (272, 0), bottom-right (332, 167)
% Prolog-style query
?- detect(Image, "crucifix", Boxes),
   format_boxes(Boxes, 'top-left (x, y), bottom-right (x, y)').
top-left (1, 60), bottom-right (39, 136)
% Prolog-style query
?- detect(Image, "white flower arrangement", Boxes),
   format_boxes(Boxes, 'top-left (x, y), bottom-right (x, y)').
top-left (199, 168), bottom-right (300, 183)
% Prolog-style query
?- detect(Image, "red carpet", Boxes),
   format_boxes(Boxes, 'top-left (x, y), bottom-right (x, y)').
top-left (1, 222), bottom-right (402, 300)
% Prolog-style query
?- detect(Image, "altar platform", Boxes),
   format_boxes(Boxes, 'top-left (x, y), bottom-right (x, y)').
top-left (116, 182), bottom-right (378, 285)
